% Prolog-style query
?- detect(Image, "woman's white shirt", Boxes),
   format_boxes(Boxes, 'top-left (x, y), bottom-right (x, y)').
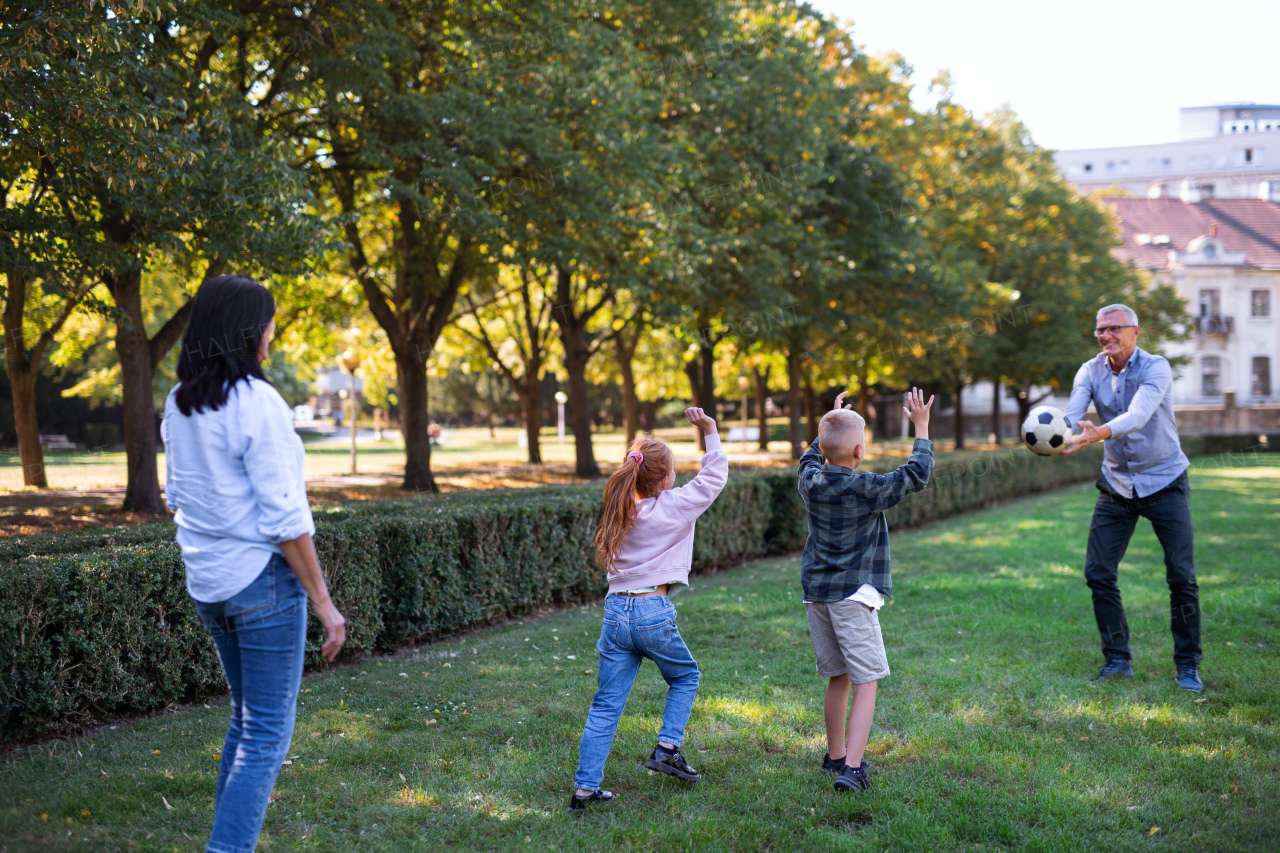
top-left (162, 377), bottom-right (314, 603)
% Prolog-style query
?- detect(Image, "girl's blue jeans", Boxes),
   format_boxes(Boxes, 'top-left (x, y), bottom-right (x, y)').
top-left (574, 595), bottom-right (701, 791)
top-left (193, 554), bottom-right (307, 853)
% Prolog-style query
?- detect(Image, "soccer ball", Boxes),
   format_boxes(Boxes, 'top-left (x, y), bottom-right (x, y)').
top-left (1022, 406), bottom-right (1073, 456)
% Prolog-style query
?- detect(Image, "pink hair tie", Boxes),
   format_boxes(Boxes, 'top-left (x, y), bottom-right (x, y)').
top-left (626, 450), bottom-right (644, 466)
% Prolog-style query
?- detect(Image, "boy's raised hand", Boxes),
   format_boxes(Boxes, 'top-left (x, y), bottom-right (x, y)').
top-left (685, 406), bottom-right (718, 435)
top-left (902, 387), bottom-right (934, 430)
top-left (833, 390), bottom-right (853, 411)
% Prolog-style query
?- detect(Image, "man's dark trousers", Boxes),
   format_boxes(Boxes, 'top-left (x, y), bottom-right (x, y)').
top-left (1084, 470), bottom-right (1200, 667)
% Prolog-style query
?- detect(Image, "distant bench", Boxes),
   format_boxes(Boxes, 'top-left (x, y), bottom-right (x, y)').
top-left (39, 435), bottom-right (77, 450)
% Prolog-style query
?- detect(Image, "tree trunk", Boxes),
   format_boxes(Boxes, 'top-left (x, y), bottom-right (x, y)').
top-left (396, 350), bottom-right (437, 492)
top-left (521, 377), bottom-right (542, 464)
top-left (558, 329), bottom-right (599, 478)
top-left (953, 382), bottom-right (965, 450)
top-left (107, 269), bottom-right (166, 512)
top-left (804, 377), bottom-right (819, 444)
top-left (641, 401), bottom-right (655, 434)
top-left (552, 269), bottom-right (601, 479)
top-left (699, 342), bottom-right (718, 424)
top-left (614, 333), bottom-right (639, 447)
top-left (684, 359), bottom-right (706, 452)
top-left (2, 268), bottom-right (48, 487)
top-left (1015, 390), bottom-right (1033, 426)
top-left (786, 345), bottom-right (804, 460)
top-left (6, 364), bottom-right (46, 487)
top-left (753, 365), bottom-right (771, 452)
top-left (857, 367), bottom-right (870, 422)
top-left (991, 379), bottom-right (1001, 445)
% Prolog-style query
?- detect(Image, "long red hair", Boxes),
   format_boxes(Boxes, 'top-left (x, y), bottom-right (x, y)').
top-left (595, 438), bottom-right (674, 572)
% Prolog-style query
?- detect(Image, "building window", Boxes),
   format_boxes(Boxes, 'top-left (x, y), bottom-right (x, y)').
top-left (1253, 289), bottom-right (1272, 317)
top-left (1254, 357), bottom-right (1273, 397)
top-left (1199, 289), bottom-right (1221, 316)
top-left (1162, 157), bottom-right (1172, 169)
top-left (1084, 163), bottom-right (1093, 173)
top-left (1202, 356), bottom-right (1222, 397)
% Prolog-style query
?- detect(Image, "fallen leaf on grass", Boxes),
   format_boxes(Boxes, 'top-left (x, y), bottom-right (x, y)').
top-left (399, 773), bottom-right (406, 782)
top-left (425, 719), bottom-right (437, 725)
top-left (506, 737), bottom-right (514, 744)
top-left (443, 663), bottom-right (451, 668)
top-left (282, 761), bottom-right (292, 766)
top-left (1149, 827), bottom-right (1159, 835)
top-left (161, 797), bottom-right (173, 811)
top-left (584, 670), bottom-right (593, 675)
top-left (99, 770), bottom-right (108, 778)
top-left (81, 810), bottom-right (90, 816)
top-left (310, 732), bottom-right (321, 737)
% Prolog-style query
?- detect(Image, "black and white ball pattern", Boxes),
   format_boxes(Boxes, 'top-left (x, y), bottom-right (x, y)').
top-left (1022, 406), bottom-right (1073, 456)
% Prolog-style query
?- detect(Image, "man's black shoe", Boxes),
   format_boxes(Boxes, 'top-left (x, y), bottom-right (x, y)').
top-left (833, 763), bottom-right (870, 793)
top-left (821, 754), bottom-right (868, 775)
top-left (1089, 657), bottom-right (1134, 684)
top-left (645, 746), bottom-right (702, 782)
top-left (1176, 664), bottom-right (1203, 692)
top-left (568, 789), bottom-right (615, 815)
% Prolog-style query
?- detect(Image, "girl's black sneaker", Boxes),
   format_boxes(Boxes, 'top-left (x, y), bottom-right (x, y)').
top-left (645, 746), bottom-right (703, 782)
top-left (568, 789), bottom-right (615, 815)
top-left (834, 763), bottom-right (870, 793)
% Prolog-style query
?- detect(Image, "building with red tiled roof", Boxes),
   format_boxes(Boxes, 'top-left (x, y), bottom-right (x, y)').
top-left (1102, 197), bottom-right (1279, 409)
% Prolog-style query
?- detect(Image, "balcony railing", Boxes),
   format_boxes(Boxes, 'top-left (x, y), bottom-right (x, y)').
top-left (1197, 314), bottom-right (1234, 336)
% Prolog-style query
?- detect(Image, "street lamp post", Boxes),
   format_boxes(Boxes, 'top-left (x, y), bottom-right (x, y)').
top-left (342, 350), bottom-right (361, 474)
top-left (555, 391), bottom-right (568, 444)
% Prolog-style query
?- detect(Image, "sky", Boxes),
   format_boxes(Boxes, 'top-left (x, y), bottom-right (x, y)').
top-left (811, 0), bottom-right (1280, 152)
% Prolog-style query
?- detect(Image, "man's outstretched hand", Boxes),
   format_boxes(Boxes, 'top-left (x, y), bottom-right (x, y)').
top-left (1062, 419), bottom-right (1110, 454)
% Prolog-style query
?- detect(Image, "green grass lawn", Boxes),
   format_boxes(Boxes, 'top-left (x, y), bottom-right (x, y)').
top-left (2, 460), bottom-right (1276, 851)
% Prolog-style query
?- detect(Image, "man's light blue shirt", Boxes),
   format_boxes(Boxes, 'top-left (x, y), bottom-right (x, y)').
top-left (1064, 346), bottom-right (1189, 499)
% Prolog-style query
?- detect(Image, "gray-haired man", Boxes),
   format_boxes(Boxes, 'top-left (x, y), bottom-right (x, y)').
top-left (1062, 304), bottom-right (1202, 692)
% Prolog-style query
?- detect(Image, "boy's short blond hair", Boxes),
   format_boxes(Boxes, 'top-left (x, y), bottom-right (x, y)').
top-left (818, 409), bottom-right (865, 461)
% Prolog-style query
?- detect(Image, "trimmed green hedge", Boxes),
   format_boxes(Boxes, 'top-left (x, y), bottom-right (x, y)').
top-left (0, 445), bottom-right (1102, 741)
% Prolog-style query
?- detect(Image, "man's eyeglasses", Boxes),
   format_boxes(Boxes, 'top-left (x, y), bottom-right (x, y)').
top-left (1094, 325), bottom-right (1136, 337)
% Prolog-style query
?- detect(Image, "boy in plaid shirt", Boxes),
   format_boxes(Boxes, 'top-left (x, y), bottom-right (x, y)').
top-left (797, 387), bottom-right (935, 793)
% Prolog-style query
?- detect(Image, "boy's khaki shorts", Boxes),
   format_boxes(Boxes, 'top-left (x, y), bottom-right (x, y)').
top-left (806, 599), bottom-right (890, 684)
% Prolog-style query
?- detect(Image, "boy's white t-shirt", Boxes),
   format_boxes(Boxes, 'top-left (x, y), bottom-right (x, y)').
top-left (803, 583), bottom-right (884, 610)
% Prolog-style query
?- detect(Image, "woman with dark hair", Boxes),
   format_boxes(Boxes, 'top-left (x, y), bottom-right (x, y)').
top-left (162, 274), bottom-right (345, 853)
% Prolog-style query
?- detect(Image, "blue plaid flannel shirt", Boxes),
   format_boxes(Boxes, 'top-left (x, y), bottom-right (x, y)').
top-left (797, 438), bottom-right (935, 602)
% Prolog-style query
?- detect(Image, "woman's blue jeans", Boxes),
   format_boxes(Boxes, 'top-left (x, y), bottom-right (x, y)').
top-left (574, 595), bottom-right (701, 791)
top-left (194, 554), bottom-right (307, 853)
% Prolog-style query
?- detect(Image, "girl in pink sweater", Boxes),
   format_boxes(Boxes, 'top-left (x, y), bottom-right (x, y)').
top-left (569, 407), bottom-right (728, 814)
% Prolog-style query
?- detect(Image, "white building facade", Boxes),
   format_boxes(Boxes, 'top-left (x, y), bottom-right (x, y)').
top-left (1055, 104), bottom-right (1280, 202)
top-left (1102, 198), bottom-right (1279, 409)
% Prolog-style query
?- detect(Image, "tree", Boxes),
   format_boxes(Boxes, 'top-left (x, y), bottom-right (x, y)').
top-left (3, 2), bottom-right (327, 509)
top-left (452, 265), bottom-right (558, 463)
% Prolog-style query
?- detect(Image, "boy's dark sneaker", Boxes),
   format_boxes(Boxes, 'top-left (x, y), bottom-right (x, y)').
top-left (821, 754), bottom-right (869, 775)
top-left (568, 789), bottom-right (615, 815)
top-left (645, 746), bottom-right (702, 782)
top-left (1176, 664), bottom-right (1203, 692)
top-left (1089, 657), bottom-right (1134, 684)
top-left (833, 763), bottom-right (870, 794)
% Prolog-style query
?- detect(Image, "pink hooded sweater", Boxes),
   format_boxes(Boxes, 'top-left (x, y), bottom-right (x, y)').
top-left (606, 434), bottom-right (729, 595)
